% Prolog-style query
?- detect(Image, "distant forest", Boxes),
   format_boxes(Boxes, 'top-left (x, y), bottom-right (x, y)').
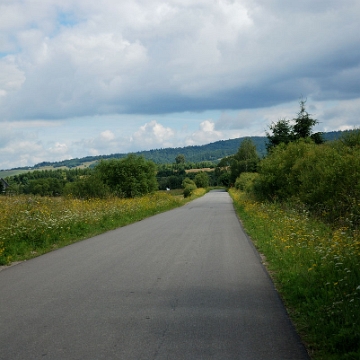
top-left (10, 131), bottom-right (343, 171)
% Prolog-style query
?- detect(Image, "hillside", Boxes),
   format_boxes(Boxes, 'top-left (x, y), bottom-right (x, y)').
top-left (0, 131), bottom-right (343, 177)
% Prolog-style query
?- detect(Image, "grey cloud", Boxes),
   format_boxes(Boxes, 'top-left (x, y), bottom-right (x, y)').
top-left (0, 0), bottom-right (360, 121)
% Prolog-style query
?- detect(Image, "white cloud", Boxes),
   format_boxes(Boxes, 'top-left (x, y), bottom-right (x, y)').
top-left (131, 120), bottom-right (175, 149)
top-left (186, 120), bottom-right (224, 146)
top-left (48, 142), bottom-right (69, 155)
top-left (0, 56), bottom-right (25, 96)
top-left (100, 130), bottom-right (115, 141)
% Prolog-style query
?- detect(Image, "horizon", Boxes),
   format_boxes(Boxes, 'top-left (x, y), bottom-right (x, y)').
top-left (1, 129), bottom-right (346, 172)
top-left (1, 1), bottom-right (359, 169)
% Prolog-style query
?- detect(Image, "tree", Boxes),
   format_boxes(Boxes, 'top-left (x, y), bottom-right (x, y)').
top-left (96, 155), bottom-right (158, 198)
top-left (292, 99), bottom-right (323, 143)
top-left (230, 138), bottom-right (259, 183)
top-left (194, 172), bottom-right (209, 188)
top-left (63, 174), bottom-right (109, 199)
top-left (175, 154), bottom-right (185, 164)
top-left (266, 99), bottom-right (324, 151)
top-left (265, 118), bottom-right (292, 151)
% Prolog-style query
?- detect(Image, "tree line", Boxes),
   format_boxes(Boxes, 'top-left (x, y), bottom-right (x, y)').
top-left (3, 155), bottom-right (216, 198)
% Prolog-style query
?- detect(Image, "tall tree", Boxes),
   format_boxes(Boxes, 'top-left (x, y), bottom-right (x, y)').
top-left (175, 154), bottom-right (185, 164)
top-left (266, 99), bottom-right (324, 151)
top-left (265, 118), bottom-right (292, 151)
top-left (292, 99), bottom-right (323, 143)
top-left (230, 138), bottom-right (259, 183)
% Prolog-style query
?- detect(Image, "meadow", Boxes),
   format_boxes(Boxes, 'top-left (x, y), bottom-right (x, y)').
top-left (230, 188), bottom-right (360, 360)
top-left (0, 189), bottom-right (205, 266)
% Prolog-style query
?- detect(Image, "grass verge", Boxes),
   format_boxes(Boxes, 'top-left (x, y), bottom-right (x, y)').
top-left (0, 188), bottom-right (206, 266)
top-left (229, 188), bottom-right (360, 360)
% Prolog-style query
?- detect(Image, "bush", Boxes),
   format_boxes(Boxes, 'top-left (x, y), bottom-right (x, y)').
top-left (96, 155), bottom-right (158, 198)
top-left (234, 172), bottom-right (259, 193)
top-left (24, 178), bottom-right (65, 196)
top-left (194, 172), bottom-right (209, 188)
top-left (63, 174), bottom-right (110, 199)
top-left (252, 130), bottom-right (360, 228)
top-left (294, 139), bottom-right (360, 226)
top-left (182, 177), bottom-right (196, 188)
top-left (183, 184), bottom-right (197, 198)
top-left (253, 139), bottom-right (314, 201)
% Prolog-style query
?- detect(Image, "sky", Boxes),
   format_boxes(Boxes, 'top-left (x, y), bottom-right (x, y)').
top-left (1, 0), bottom-right (360, 170)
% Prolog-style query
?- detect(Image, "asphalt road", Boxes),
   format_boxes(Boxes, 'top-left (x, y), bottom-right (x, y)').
top-left (0, 190), bottom-right (309, 359)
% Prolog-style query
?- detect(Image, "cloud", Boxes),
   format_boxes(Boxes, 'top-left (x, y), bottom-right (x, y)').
top-left (0, 1), bottom-right (359, 169)
top-left (185, 120), bottom-right (224, 146)
top-left (0, 0), bottom-right (359, 121)
top-left (131, 120), bottom-right (176, 149)
top-left (0, 56), bottom-right (25, 97)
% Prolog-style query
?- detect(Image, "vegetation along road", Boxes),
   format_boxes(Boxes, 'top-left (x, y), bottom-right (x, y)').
top-left (0, 190), bottom-right (309, 359)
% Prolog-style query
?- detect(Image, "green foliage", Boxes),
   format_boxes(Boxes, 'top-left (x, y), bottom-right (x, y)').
top-left (266, 118), bottom-right (293, 149)
top-left (230, 138), bottom-right (259, 183)
top-left (64, 174), bottom-right (110, 199)
top-left (266, 99), bottom-right (324, 151)
top-left (175, 154), bottom-right (185, 164)
top-left (217, 171), bottom-right (231, 187)
top-left (194, 172), bottom-right (209, 188)
top-left (23, 178), bottom-right (65, 196)
top-left (253, 130), bottom-right (360, 228)
top-left (230, 189), bottom-right (360, 360)
top-left (183, 184), bottom-right (197, 198)
top-left (182, 177), bottom-right (196, 188)
top-left (96, 155), bottom-right (158, 198)
top-left (292, 99), bottom-right (319, 140)
top-left (181, 177), bottom-right (197, 198)
top-left (234, 172), bottom-right (259, 193)
top-left (254, 139), bottom-right (314, 201)
top-left (340, 128), bottom-right (360, 148)
top-left (0, 192), bottom-right (194, 265)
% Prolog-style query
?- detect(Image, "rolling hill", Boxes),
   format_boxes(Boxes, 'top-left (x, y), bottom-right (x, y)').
top-left (0, 131), bottom-right (343, 177)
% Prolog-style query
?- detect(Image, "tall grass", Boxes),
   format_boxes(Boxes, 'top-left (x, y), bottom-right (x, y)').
top-left (0, 189), bottom-right (206, 265)
top-left (230, 188), bottom-right (360, 359)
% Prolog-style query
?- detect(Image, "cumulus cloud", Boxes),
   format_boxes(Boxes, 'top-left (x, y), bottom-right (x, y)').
top-left (185, 120), bottom-right (224, 146)
top-left (0, 124), bottom-right (72, 169)
top-left (131, 120), bottom-right (175, 149)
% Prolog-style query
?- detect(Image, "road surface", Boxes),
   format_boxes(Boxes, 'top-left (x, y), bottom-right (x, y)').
top-left (0, 190), bottom-right (309, 359)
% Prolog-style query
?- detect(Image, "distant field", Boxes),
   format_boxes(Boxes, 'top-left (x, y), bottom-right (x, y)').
top-left (0, 169), bottom-right (32, 178)
top-left (185, 168), bottom-right (214, 173)
top-left (0, 162), bottom-right (96, 178)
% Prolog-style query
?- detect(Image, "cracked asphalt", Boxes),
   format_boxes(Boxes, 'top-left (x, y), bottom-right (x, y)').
top-left (0, 190), bottom-right (309, 359)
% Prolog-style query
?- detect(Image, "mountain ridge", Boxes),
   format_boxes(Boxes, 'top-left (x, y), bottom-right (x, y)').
top-left (3, 131), bottom-right (343, 174)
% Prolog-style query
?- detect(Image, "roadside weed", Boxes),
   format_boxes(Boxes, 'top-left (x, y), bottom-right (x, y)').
top-left (230, 188), bottom-right (360, 360)
top-left (0, 190), bottom-right (206, 265)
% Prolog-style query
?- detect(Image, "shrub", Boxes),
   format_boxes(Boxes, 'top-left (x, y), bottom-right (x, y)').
top-left (234, 172), bottom-right (259, 193)
top-left (183, 184), bottom-right (197, 198)
top-left (96, 155), bottom-right (158, 198)
top-left (194, 172), bottom-right (209, 188)
top-left (63, 174), bottom-right (110, 199)
top-left (253, 139), bottom-right (314, 201)
top-left (294, 140), bottom-right (360, 227)
top-left (252, 131), bottom-right (360, 228)
top-left (182, 177), bottom-right (196, 188)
